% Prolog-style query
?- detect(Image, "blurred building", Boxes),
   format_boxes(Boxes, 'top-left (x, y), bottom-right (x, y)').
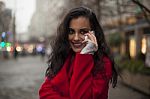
top-left (28, 0), bottom-right (67, 43)
top-left (96, 0), bottom-right (150, 61)
top-left (20, 0), bottom-right (69, 57)
top-left (0, 1), bottom-right (13, 59)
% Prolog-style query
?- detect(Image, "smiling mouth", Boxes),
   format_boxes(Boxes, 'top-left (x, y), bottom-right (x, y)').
top-left (72, 43), bottom-right (83, 48)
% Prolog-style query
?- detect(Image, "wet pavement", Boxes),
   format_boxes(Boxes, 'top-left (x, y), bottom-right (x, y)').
top-left (0, 56), bottom-right (47, 99)
top-left (109, 82), bottom-right (149, 99)
top-left (0, 56), bottom-right (149, 99)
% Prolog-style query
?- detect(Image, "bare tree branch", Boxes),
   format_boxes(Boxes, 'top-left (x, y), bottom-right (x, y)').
top-left (141, 7), bottom-right (150, 25)
top-left (132, 0), bottom-right (150, 13)
top-left (132, 0), bottom-right (150, 25)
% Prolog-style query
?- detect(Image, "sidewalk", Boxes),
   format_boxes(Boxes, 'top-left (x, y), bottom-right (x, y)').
top-left (109, 81), bottom-right (149, 99)
top-left (0, 56), bottom-right (149, 99)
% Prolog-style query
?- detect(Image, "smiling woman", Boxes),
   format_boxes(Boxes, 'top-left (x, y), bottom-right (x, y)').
top-left (68, 16), bottom-right (91, 53)
top-left (39, 6), bottom-right (118, 99)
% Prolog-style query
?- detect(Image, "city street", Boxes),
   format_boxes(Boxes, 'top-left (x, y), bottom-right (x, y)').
top-left (0, 56), bottom-right (149, 99)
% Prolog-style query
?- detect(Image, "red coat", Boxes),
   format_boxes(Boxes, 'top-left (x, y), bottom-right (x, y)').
top-left (39, 53), bottom-right (112, 99)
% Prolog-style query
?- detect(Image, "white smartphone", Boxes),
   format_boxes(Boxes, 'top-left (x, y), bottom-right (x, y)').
top-left (84, 31), bottom-right (95, 40)
top-left (91, 31), bottom-right (95, 35)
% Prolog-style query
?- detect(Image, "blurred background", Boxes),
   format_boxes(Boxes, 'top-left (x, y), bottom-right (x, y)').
top-left (0, 0), bottom-right (150, 99)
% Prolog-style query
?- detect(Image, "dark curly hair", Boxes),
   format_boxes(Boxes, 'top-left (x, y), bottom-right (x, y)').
top-left (46, 6), bottom-right (118, 88)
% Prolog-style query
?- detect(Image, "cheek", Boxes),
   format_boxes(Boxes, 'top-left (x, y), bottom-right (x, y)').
top-left (68, 35), bottom-right (73, 42)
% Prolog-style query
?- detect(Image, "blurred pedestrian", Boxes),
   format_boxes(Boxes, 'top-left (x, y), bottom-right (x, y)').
top-left (14, 46), bottom-right (18, 59)
top-left (39, 6), bottom-right (118, 99)
top-left (40, 47), bottom-right (45, 60)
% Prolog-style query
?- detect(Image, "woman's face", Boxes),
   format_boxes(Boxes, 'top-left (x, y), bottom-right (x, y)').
top-left (68, 16), bottom-right (91, 53)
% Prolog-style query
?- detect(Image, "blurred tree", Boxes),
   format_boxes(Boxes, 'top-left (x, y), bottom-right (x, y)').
top-left (109, 32), bottom-right (123, 47)
top-left (108, 32), bottom-right (124, 57)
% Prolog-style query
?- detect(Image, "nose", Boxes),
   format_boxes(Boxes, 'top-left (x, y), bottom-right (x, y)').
top-left (73, 33), bottom-right (80, 41)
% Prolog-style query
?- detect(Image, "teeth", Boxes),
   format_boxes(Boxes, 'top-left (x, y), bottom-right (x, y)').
top-left (73, 43), bottom-right (82, 47)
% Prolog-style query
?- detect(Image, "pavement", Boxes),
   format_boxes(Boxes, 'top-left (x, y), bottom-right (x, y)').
top-left (0, 56), bottom-right (149, 99)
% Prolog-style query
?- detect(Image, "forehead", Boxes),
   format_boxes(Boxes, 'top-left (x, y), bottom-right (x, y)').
top-left (69, 17), bottom-right (91, 29)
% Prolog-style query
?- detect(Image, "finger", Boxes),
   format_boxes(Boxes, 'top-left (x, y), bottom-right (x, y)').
top-left (84, 32), bottom-right (98, 47)
top-left (87, 33), bottom-right (97, 47)
top-left (89, 31), bottom-right (97, 43)
top-left (90, 31), bottom-right (95, 35)
top-left (86, 33), bottom-right (95, 42)
top-left (89, 31), bottom-right (98, 47)
top-left (82, 39), bottom-right (88, 43)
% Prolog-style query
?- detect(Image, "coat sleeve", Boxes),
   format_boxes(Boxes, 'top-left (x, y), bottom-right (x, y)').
top-left (70, 53), bottom-right (112, 99)
top-left (39, 77), bottom-right (69, 99)
top-left (39, 54), bottom-right (72, 99)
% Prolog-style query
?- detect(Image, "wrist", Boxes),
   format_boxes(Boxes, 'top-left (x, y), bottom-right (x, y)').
top-left (80, 41), bottom-right (97, 54)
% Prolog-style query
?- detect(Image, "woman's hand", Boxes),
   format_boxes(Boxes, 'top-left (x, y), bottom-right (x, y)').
top-left (80, 31), bottom-right (98, 54)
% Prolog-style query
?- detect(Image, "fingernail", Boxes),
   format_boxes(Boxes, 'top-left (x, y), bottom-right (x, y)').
top-left (91, 31), bottom-right (95, 35)
top-left (85, 35), bottom-right (88, 40)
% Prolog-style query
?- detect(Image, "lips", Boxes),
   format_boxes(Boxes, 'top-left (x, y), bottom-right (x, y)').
top-left (72, 42), bottom-right (83, 48)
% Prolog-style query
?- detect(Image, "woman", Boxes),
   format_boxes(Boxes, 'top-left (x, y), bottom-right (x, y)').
top-left (39, 6), bottom-right (118, 99)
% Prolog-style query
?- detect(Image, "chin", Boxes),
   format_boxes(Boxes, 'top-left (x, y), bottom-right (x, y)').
top-left (70, 44), bottom-right (85, 53)
top-left (72, 48), bottom-right (82, 53)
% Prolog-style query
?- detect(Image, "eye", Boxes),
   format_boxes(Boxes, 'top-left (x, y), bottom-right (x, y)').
top-left (80, 29), bottom-right (89, 35)
top-left (68, 28), bottom-right (75, 34)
